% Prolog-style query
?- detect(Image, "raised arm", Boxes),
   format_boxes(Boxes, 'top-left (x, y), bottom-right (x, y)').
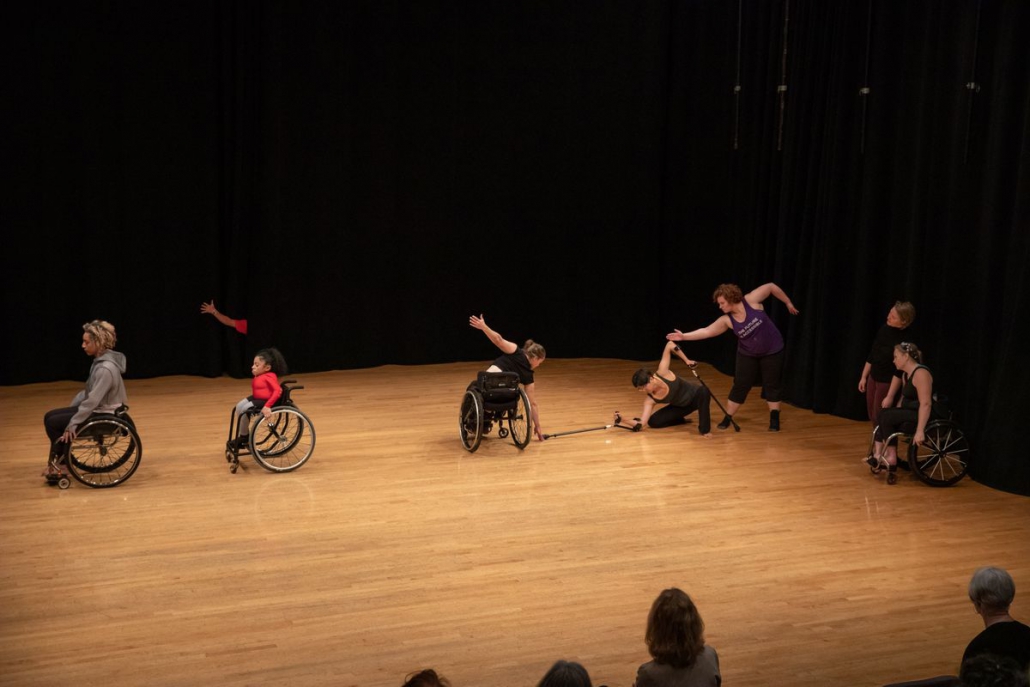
top-left (657, 341), bottom-right (697, 375)
top-left (469, 314), bottom-right (518, 354)
top-left (745, 283), bottom-right (799, 315)
top-left (667, 316), bottom-right (732, 342)
top-left (201, 300), bottom-right (239, 329)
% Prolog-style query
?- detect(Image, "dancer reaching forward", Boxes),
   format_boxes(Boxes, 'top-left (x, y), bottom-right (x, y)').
top-left (470, 314), bottom-right (545, 441)
top-left (667, 283), bottom-right (798, 431)
top-left (631, 341), bottom-right (712, 437)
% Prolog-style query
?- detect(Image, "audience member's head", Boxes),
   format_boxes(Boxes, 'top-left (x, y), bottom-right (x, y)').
top-left (959, 654), bottom-right (1029, 687)
top-left (969, 567), bottom-right (1017, 616)
top-left (401, 668), bottom-right (451, 687)
top-left (645, 587), bottom-right (706, 669)
top-left (537, 660), bottom-right (592, 687)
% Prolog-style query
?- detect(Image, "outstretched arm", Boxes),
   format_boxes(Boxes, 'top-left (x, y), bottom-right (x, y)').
top-left (469, 314), bottom-right (518, 354)
top-left (746, 283), bottom-right (799, 315)
top-left (636, 396), bottom-right (656, 430)
top-left (201, 300), bottom-right (239, 329)
top-left (667, 316), bottom-right (732, 342)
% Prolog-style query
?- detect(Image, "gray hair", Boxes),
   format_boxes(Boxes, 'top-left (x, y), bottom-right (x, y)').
top-left (968, 566), bottom-right (1015, 613)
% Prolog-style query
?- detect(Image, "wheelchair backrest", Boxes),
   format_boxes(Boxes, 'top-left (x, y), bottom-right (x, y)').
top-left (477, 371), bottom-right (521, 404)
top-left (931, 393), bottom-right (954, 421)
top-left (278, 379), bottom-right (302, 406)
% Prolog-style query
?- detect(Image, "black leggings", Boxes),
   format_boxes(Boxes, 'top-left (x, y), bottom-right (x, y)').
top-left (648, 386), bottom-right (712, 434)
top-left (728, 349), bottom-right (784, 405)
top-left (43, 406), bottom-right (78, 458)
top-left (875, 407), bottom-right (918, 445)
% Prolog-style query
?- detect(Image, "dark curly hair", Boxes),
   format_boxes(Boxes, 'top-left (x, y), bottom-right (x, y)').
top-left (255, 347), bottom-right (288, 376)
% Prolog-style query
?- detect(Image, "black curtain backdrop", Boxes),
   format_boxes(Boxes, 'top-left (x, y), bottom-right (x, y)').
top-left (4, 1), bottom-right (1028, 495)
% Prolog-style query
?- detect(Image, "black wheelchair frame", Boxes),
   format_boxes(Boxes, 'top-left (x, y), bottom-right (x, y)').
top-left (46, 405), bottom-right (143, 490)
top-left (225, 380), bottom-right (316, 474)
top-left (459, 371), bottom-right (532, 453)
top-left (866, 397), bottom-right (970, 486)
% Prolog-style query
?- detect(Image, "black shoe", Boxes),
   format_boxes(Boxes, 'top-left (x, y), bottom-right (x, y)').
top-left (717, 415), bottom-right (733, 430)
top-left (865, 456), bottom-right (879, 468)
top-left (769, 410), bottom-right (780, 432)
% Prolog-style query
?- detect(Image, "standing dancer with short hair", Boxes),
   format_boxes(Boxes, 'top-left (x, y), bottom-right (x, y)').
top-left (667, 282), bottom-right (798, 431)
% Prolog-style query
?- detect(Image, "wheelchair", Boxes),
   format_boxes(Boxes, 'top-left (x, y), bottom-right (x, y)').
top-left (865, 398), bottom-right (970, 486)
top-left (459, 371), bottom-right (532, 452)
top-left (45, 405), bottom-right (142, 489)
top-left (225, 380), bottom-right (315, 474)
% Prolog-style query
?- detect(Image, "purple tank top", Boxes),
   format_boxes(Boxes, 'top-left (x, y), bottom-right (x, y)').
top-left (731, 300), bottom-right (784, 357)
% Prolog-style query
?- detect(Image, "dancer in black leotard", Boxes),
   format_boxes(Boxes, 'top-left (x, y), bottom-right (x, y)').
top-left (632, 342), bottom-right (712, 437)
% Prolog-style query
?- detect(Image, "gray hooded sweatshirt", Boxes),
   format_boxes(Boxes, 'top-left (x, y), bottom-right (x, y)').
top-left (67, 350), bottom-right (128, 432)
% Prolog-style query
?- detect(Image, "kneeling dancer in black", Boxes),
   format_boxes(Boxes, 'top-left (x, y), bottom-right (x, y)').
top-left (631, 341), bottom-right (712, 437)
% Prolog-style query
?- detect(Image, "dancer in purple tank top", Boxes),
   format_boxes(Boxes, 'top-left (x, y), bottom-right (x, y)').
top-left (667, 283), bottom-right (798, 431)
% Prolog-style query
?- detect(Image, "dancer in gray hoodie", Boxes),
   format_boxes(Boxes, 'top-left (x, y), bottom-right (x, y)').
top-left (43, 320), bottom-right (127, 476)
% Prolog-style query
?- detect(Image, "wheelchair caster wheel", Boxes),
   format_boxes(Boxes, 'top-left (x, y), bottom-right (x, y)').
top-left (230, 462), bottom-right (238, 474)
top-left (887, 471), bottom-right (897, 485)
top-left (58, 477), bottom-right (71, 490)
top-left (498, 428), bottom-right (509, 439)
top-left (225, 450), bottom-right (234, 463)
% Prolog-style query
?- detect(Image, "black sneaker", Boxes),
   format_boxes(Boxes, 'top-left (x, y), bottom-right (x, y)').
top-left (769, 411), bottom-right (780, 432)
top-left (717, 415), bottom-right (733, 430)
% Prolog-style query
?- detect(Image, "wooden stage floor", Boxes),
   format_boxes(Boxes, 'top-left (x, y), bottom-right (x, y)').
top-left (1, 359), bottom-right (1028, 687)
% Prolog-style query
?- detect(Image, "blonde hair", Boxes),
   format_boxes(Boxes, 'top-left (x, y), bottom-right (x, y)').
top-left (523, 339), bottom-right (546, 360)
top-left (893, 301), bottom-right (916, 327)
top-left (897, 341), bottom-right (923, 364)
top-left (83, 320), bottom-right (117, 351)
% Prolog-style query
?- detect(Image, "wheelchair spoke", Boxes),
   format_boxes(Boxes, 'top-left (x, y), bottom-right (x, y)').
top-left (67, 417), bottom-right (142, 488)
top-left (251, 407), bottom-right (315, 472)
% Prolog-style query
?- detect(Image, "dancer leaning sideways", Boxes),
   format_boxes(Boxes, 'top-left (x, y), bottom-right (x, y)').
top-left (469, 314), bottom-right (546, 441)
top-left (667, 283), bottom-right (798, 431)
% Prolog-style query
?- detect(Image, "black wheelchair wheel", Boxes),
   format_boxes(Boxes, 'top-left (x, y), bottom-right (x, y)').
top-left (459, 390), bottom-right (484, 452)
top-left (250, 407), bottom-right (301, 457)
top-left (908, 420), bottom-right (970, 487)
top-left (507, 388), bottom-right (532, 449)
top-left (251, 407), bottom-right (315, 473)
top-left (67, 416), bottom-right (142, 488)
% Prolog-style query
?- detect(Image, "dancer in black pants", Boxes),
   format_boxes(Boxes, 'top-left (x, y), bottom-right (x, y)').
top-left (631, 341), bottom-right (712, 437)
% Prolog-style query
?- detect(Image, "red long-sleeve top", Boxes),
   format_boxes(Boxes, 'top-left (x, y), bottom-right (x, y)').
top-left (252, 372), bottom-right (282, 408)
